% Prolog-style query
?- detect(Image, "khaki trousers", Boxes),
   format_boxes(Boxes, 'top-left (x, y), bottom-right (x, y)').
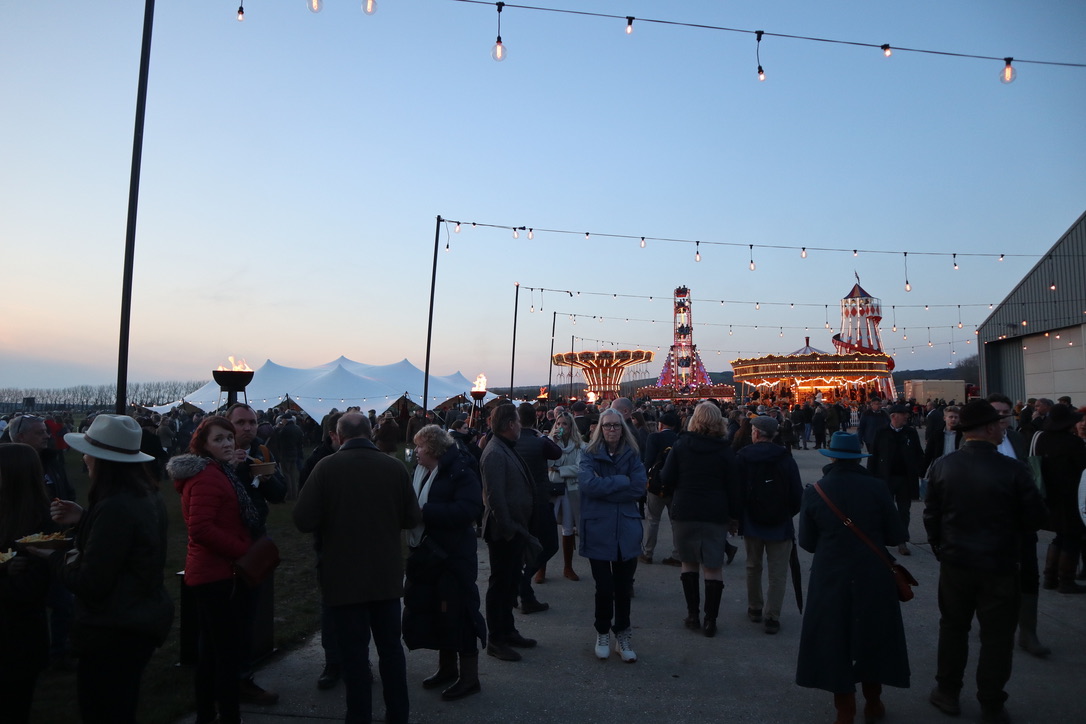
top-left (745, 537), bottom-right (793, 620)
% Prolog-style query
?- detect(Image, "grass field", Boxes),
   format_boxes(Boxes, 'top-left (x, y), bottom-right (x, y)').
top-left (29, 443), bottom-right (386, 724)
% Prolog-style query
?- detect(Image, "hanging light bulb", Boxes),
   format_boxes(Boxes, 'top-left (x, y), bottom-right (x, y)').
top-left (1049, 282), bottom-right (1057, 290)
top-left (801, 247), bottom-right (807, 258)
top-left (361, 0), bottom-right (377, 15)
top-left (307, 0), bottom-right (323, 13)
top-left (640, 237), bottom-right (646, 248)
top-left (757, 65), bottom-right (766, 82)
top-left (490, 3), bottom-right (506, 61)
top-left (998, 253), bottom-right (1004, 261)
top-left (853, 249), bottom-right (858, 257)
top-left (444, 240), bottom-right (450, 252)
top-left (755, 302), bottom-right (760, 310)
top-left (695, 241), bottom-right (701, 262)
top-left (1000, 57), bottom-right (1016, 84)
top-left (512, 228), bottom-right (519, 239)
top-left (903, 251), bottom-right (911, 292)
top-left (755, 30), bottom-right (766, 82)
top-left (453, 222), bottom-right (461, 233)
top-left (626, 17), bottom-right (634, 35)
top-left (881, 43), bottom-right (892, 58)
top-left (585, 232), bottom-right (590, 239)
top-left (958, 321), bottom-right (963, 329)
top-left (237, 4), bottom-right (245, 21)
top-left (749, 244), bottom-right (756, 271)
top-left (953, 253), bottom-right (958, 270)
top-left (527, 228), bottom-right (534, 240)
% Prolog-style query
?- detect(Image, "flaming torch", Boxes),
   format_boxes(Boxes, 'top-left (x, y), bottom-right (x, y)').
top-left (468, 373), bottom-right (487, 429)
top-left (212, 356), bottom-right (254, 407)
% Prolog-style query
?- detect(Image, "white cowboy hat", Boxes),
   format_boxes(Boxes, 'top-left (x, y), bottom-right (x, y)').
top-left (65, 414), bottom-right (154, 463)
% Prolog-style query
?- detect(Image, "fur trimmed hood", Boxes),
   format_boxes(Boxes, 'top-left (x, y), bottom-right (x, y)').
top-left (167, 454), bottom-right (212, 493)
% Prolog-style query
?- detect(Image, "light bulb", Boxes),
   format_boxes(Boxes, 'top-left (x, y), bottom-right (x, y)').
top-left (695, 250), bottom-right (701, 262)
top-left (905, 281), bottom-right (912, 292)
top-left (640, 237), bottom-right (646, 248)
top-left (491, 38), bottom-right (506, 62)
top-left (757, 65), bottom-right (766, 82)
top-left (881, 44), bottom-right (892, 58)
top-left (237, 5), bottom-right (244, 21)
top-left (527, 228), bottom-right (534, 240)
top-left (953, 254), bottom-right (958, 270)
top-left (750, 261), bottom-right (756, 271)
top-left (626, 17), bottom-right (634, 35)
top-left (307, 0), bottom-right (323, 13)
top-left (998, 253), bottom-right (1004, 261)
top-left (530, 304), bottom-right (534, 313)
top-left (454, 223), bottom-right (461, 233)
top-left (695, 241), bottom-right (701, 262)
top-left (755, 302), bottom-right (760, 310)
top-left (512, 228), bottom-right (518, 239)
top-left (892, 325), bottom-right (897, 332)
top-left (362, 0), bottom-right (377, 15)
top-left (853, 249), bottom-right (858, 257)
top-left (1049, 282), bottom-right (1056, 290)
top-left (958, 322), bottom-right (963, 329)
top-left (1000, 58), bottom-right (1016, 84)
top-left (801, 247), bottom-right (807, 258)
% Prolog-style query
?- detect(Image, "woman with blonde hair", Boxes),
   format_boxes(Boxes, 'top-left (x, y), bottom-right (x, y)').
top-left (548, 411), bottom-right (584, 581)
top-left (661, 402), bottom-right (739, 637)
top-left (578, 408), bottom-right (646, 662)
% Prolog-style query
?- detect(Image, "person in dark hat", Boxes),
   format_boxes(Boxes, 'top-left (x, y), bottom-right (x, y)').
top-left (867, 404), bottom-right (924, 556)
top-left (796, 432), bottom-right (909, 724)
top-left (639, 410), bottom-right (683, 566)
top-left (1033, 404), bottom-right (1086, 593)
top-left (923, 400), bottom-right (1048, 724)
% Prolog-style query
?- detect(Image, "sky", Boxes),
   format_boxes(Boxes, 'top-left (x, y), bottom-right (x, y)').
top-left (2, 1), bottom-right (1084, 394)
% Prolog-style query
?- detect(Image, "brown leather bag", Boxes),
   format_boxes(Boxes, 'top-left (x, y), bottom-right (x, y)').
top-left (234, 537), bottom-right (281, 588)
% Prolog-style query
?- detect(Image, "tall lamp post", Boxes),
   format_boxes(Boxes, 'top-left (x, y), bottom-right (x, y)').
top-left (509, 282), bottom-right (520, 398)
top-left (115, 0), bottom-right (157, 414)
top-left (422, 215), bottom-right (443, 415)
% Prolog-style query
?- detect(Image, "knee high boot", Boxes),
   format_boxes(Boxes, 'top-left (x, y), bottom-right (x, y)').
top-left (441, 652), bottom-right (480, 701)
top-left (1017, 593), bottom-right (1051, 656)
top-left (833, 692), bottom-right (856, 724)
top-left (703, 579), bottom-right (723, 638)
top-left (562, 535), bottom-right (579, 581)
top-left (422, 649), bottom-right (458, 689)
top-left (680, 572), bottom-right (700, 630)
top-left (861, 682), bottom-right (885, 723)
top-left (1057, 551), bottom-right (1086, 593)
top-left (1042, 543), bottom-right (1059, 590)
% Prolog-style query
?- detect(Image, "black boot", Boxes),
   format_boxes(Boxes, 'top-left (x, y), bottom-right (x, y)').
top-left (703, 579), bottom-right (723, 637)
top-left (441, 652), bottom-right (480, 700)
top-left (1058, 551), bottom-right (1086, 593)
top-left (422, 649), bottom-right (458, 689)
top-left (680, 571), bottom-right (700, 630)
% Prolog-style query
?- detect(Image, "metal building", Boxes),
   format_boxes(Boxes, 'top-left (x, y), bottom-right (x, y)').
top-left (977, 210), bottom-right (1086, 404)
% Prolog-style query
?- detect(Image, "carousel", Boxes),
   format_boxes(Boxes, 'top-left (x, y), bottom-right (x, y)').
top-left (552, 349), bottom-right (655, 403)
top-left (731, 282), bottom-right (895, 404)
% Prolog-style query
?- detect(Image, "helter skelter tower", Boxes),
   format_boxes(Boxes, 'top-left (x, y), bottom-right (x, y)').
top-left (832, 278), bottom-right (895, 398)
top-left (656, 286), bottom-right (712, 391)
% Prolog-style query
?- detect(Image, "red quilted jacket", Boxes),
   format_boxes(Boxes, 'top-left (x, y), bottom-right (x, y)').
top-left (168, 455), bottom-right (251, 585)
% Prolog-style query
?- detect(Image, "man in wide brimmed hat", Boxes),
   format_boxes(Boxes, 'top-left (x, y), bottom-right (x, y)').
top-left (923, 400), bottom-right (1048, 724)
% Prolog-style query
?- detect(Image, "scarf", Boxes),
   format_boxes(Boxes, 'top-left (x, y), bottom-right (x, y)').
top-left (407, 462), bottom-right (439, 548)
top-left (218, 459), bottom-right (262, 538)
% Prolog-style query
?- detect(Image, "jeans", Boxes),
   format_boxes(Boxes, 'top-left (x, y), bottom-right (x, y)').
top-left (330, 599), bottom-right (409, 724)
top-left (521, 503), bottom-right (559, 600)
top-left (486, 535), bottom-right (526, 639)
top-left (745, 537), bottom-right (793, 620)
top-left (77, 630), bottom-right (156, 724)
top-left (193, 579), bottom-right (245, 723)
top-left (935, 563), bottom-right (1020, 710)
top-left (590, 557), bottom-right (638, 634)
top-left (642, 494), bottom-right (677, 560)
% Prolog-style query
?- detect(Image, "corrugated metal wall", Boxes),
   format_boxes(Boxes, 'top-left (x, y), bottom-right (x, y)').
top-left (978, 210), bottom-right (1086, 398)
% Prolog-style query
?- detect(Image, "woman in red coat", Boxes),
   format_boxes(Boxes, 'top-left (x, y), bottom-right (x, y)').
top-left (168, 416), bottom-right (262, 724)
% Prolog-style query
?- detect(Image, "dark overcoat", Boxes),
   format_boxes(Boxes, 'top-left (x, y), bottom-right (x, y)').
top-left (796, 460), bottom-right (910, 693)
top-left (402, 446), bottom-right (487, 651)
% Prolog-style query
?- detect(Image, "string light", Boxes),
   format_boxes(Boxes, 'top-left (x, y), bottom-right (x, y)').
top-left (362, 0), bottom-right (377, 15)
top-left (454, 222), bottom-right (461, 233)
top-left (755, 30), bottom-right (766, 82)
top-left (999, 253), bottom-right (1004, 261)
top-left (512, 228), bottom-right (519, 239)
top-left (1001, 57), bottom-right (1016, 84)
top-left (527, 228), bottom-right (534, 240)
top-left (755, 302), bottom-right (760, 310)
top-left (695, 241), bottom-right (701, 262)
top-left (957, 306), bottom-right (963, 329)
top-left (891, 305), bottom-right (897, 332)
top-left (307, 0), bottom-right (322, 13)
top-left (237, 4), bottom-right (244, 21)
top-left (640, 237), bottom-right (646, 248)
top-left (881, 43), bottom-right (892, 58)
top-left (952, 253), bottom-right (958, 270)
top-left (491, 3), bottom-right (506, 62)
top-left (749, 244), bottom-right (756, 271)
top-left (626, 16), bottom-right (634, 35)
top-left (853, 250), bottom-right (858, 257)
top-left (801, 247), bottom-right (807, 259)
top-left (903, 251), bottom-right (912, 292)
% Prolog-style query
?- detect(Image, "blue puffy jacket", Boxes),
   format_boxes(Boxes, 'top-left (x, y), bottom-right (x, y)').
top-left (577, 443), bottom-right (647, 562)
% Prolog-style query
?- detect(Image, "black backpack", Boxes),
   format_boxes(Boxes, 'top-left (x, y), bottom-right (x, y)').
top-left (745, 457), bottom-right (791, 526)
top-left (645, 445), bottom-right (673, 497)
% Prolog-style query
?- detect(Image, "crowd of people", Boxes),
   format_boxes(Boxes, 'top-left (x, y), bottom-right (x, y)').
top-left (0, 388), bottom-right (1083, 724)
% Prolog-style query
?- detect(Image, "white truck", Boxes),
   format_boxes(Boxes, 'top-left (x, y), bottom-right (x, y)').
top-left (903, 379), bottom-right (968, 404)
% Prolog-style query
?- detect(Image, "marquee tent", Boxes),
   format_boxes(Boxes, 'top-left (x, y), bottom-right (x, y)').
top-left (149, 357), bottom-right (496, 420)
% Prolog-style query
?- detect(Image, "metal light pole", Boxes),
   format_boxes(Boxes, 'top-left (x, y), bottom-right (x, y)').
top-left (547, 310), bottom-right (557, 402)
top-left (115, 0), bottom-right (156, 414)
top-left (509, 282), bottom-right (520, 398)
top-left (422, 215), bottom-right (443, 415)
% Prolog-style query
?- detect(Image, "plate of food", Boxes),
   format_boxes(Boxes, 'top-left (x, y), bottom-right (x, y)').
top-left (0, 549), bottom-right (16, 564)
top-left (248, 461), bottom-right (277, 477)
top-left (15, 532), bottom-right (74, 550)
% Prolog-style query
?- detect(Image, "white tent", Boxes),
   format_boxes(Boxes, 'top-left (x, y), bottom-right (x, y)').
top-left (149, 357), bottom-right (497, 420)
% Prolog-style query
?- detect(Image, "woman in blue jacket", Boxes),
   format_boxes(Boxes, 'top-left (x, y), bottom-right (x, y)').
top-left (578, 408), bottom-right (647, 663)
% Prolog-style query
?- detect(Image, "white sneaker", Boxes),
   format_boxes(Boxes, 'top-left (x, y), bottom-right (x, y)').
top-left (594, 632), bottom-right (611, 660)
top-left (615, 629), bottom-right (637, 663)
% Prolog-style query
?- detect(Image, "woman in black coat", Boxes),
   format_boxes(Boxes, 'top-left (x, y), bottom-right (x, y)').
top-left (402, 425), bottom-right (486, 701)
top-left (796, 432), bottom-right (909, 724)
top-left (1034, 404), bottom-right (1086, 592)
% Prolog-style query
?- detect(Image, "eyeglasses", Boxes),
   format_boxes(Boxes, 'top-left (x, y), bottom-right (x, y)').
top-left (601, 423), bottom-right (623, 430)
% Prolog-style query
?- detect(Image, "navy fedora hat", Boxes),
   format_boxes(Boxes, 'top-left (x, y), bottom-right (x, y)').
top-left (819, 431), bottom-right (870, 460)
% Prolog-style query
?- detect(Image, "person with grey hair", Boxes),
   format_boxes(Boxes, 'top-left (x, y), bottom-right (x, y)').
top-left (1027, 398), bottom-right (1054, 434)
top-left (294, 412), bottom-right (421, 724)
top-left (579, 408), bottom-right (647, 662)
top-left (610, 397), bottom-right (647, 452)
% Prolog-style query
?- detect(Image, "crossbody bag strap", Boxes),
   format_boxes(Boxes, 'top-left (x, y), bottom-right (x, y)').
top-left (813, 482), bottom-right (895, 571)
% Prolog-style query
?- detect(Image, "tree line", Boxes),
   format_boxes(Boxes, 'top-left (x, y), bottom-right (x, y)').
top-left (0, 380), bottom-right (208, 409)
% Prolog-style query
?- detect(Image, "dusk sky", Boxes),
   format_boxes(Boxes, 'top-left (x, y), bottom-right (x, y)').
top-left (2, 1), bottom-right (1084, 393)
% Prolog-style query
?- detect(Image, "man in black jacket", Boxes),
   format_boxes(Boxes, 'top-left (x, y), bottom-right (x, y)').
top-left (923, 400), bottom-right (1047, 724)
top-left (868, 404), bottom-right (924, 555)
top-left (639, 412), bottom-right (681, 565)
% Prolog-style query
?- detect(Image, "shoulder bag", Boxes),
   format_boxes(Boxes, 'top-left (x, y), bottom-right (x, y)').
top-left (813, 483), bottom-right (918, 602)
top-left (234, 536), bottom-right (281, 588)
top-left (1027, 431), bottom-right (1046, 497)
